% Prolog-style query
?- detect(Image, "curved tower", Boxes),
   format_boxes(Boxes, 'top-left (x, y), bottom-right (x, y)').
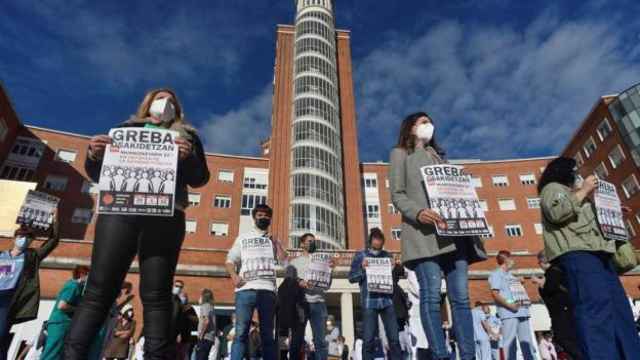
top-left (289, 0), bottom-right (345, 249)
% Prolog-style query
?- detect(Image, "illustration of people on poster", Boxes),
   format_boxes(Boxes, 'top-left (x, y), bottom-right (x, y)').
top-left (366, 257), bottom-right (393, 294)
top-left (421, 164), bottom-right (490, 236)
top-left (594, 179), bottom-right (628, 242)
top-left (304, 253), bottom-right (332, 290)
top-left (240, 236), bottom-right (276, 282)
top-left (98, 127), bottom-right (179, 216)
top-left (16, 190), bottom-right (59, 230)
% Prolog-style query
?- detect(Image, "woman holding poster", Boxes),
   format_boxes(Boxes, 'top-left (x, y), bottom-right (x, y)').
top-left (64, 89), bottom-right (210, 360)
top-left (538, 157), bottom-right (640, 359)
top-left (388, 112), bottom-right (487, 360)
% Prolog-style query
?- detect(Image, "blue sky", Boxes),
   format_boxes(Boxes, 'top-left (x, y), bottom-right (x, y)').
top-left (2, 0), bottom-right (640, 161)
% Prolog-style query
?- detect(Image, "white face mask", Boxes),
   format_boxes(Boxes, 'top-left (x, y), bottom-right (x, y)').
top-left (14, 236), bottom-right (31, 251)
top-left (172, 286), bottom-right (182, 296)
top-left (415, 123), bottom-right (434, 142)
top-left (149, 98), bottom-right (176, 123)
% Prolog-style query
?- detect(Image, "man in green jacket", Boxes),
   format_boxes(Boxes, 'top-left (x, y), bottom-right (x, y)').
top-left (0, 211), bottom-right (59, 359)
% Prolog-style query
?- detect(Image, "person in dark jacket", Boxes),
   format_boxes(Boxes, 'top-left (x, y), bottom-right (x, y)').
top-left (533, 251), bottom-right (582, 359)
top-left (0, 211), bottom-right (59, 359)
top-left (276, 266), bottom-right (305, 360)
top-left (64, 88), bottom-right (210, 360)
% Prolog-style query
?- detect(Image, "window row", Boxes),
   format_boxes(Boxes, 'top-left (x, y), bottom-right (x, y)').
top-left (471, 173), bottom-right (538, 188)
top-left (295, 75), bottom-right (337, 103)
top-left (243, 177), bottom-right (267, 190)
top-left (295, 37), bottom-right (335, 61)
top-left (293, 120), bottom-right (340, 153)
top-left (292, 173), bottom-right (343, 208)
top-left (294, 97), bottom-right (338, 128)
top-left (578, 118), bottom-right (615, 161)
top-left (187, 193), bottom-right (234, 209)
top-left (295, 55), bottom-right (337, 84)
top-left (0, 165), bottom-right (36, 181)
top-left (185, 220), bottom-right (230, 237)
top-left (296, 18), bottom-right (334, 44)
top-left (292, 145), bottom-right (342, 179)
top-left (297, 10), bottom-right (333, 27)
top-left (291, 203), bottom-right (344, 245)
top-left (241, 194), bottom-right (267, 216)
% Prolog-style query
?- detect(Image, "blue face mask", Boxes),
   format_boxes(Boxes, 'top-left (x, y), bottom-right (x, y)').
top-left (14, 236), bottom-right (31, 251)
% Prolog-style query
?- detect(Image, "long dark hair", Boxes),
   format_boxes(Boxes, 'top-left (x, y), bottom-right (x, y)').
top-left (395, 112), bottom-right (445, 156)
top-left (537, 157), bottom-right (577, 194)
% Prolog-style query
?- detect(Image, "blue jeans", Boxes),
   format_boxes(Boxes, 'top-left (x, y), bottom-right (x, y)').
top-left (501, 317), bottom-right (535, 360)
top-left (362, 305), bottom-right (401, 360)
top-left (558, 251), bottom-right (640, 360)
top-left (414, 249), bottom-right (474, 360)
top-left (230, 290), bottom-right (276, 360)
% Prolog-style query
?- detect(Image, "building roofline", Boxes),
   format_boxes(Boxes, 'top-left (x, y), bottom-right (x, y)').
top-left (0, 81), bottom-right (22, 126)
top-left (559, 95), bottom-right (618, 156)
top-left (26, 125), bottom-right (268, 162)
top-left (361, 155), bottom-right (556, 166)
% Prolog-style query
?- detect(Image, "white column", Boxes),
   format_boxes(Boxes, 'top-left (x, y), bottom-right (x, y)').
top-left (341, 292), bottom-right (355, 349)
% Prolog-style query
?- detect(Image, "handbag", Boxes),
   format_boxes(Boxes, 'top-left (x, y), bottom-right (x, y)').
top-left (612, 241), bottom-right (638, 274)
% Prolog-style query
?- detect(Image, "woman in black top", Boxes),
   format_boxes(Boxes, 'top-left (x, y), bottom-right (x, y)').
top-left (64, 88), bottom-right (210, 360)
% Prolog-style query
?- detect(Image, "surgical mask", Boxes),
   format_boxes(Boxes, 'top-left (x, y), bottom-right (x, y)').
top-left (149, 98), bottom-right (176, 123)
top-left (256, 218), bottom-right (271, 231)
top-left (415, 123), bottom-right (434, 142)
top-left (14, 236), bottom-right (31, 251)
top-left (172, 286), bottom-right (182, 296)
top-left (179, 294), bottom-right (188, 305)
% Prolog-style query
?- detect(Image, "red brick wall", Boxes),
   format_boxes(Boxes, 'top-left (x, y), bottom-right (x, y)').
top-left (0, 84), bottom-right (22, 165)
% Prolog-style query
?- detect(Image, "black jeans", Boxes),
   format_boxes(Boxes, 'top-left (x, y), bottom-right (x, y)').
top-left (64, 211), bottom-right (185, 360)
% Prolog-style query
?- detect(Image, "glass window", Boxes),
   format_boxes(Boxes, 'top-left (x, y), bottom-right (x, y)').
top-left (479, 200), bottom-right (489, 211)
top-left (498, 198), bottom-right (516, 211)
top-left (622, 175), bottom-right (640, 198)
top-left (505, 224), bottom-right (523, 237)
top-left (366, 204), bottom-right (380, 218)
top-left (186, 220), bottom-right (197, 233)
top-left (364, 177), bottom-right (377, 188)
top-left (214, 195), bottom-right (232, 208)
top-left (608, 145), bottom-right (626, 169)
top-left (527, 198), bottom-right (541, 209)
top-left (583, 137), bottom-right (597, 158)
top-left (471, 177), bottom-right (483, 188)
top-left (597, 118), bottom-right (613, 141)
top-left (519, 174), bottom-right (536, 185)
top-left (594, 162), bottom-right (609, 179)
top-left (534, 223), bottom-right (543, 235)
top-left (55, 149), bottom-right (77, 163)
top-left (391, 228), bottom-right (402, 241)
top-left (210, 223), bottom-right (229, 237)
top-left (388, 203), bottom-right (399, 214)
top-left (188, 193), bottom-right (201, 207)
top-left (218, 170), bottom-right (234, 183)
top-left (44, 175), bottom-right (68, 192)
top-left (241, 194), bottom-right (267, 215)
top-left (492, 175), bottom-right (509, 187)
top-left (71, 208), bottom-right (93, 224)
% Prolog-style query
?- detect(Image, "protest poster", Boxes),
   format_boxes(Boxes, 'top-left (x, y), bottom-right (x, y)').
top-left (0, 180), bottom-right (37, 237)
top-left (97, 127), bottom-right (179, 216)
top-left (508, 276), bottom-right (531, 307)
top-left (304, 253), bottom-right (332, 290)
top-left (420, 164), bottom-right (491, 236)
top-left (365, 257), bottom-right (393, 294)
top-left (594, 179), bottom-right (628, 242)
top-left (240, 236), bottom-right (276, 282)
top-left (16, 190), bottom-right (59, 230)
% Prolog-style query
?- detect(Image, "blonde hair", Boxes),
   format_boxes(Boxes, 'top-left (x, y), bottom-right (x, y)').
top-left (136, 88), bottom-right (184, 123)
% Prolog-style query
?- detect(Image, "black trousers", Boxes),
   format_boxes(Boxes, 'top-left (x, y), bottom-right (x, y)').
top-left (64, 211), bottom-right (185, 360)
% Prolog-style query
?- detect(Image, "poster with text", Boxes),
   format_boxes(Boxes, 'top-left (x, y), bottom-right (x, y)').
top-left (595, 179), bottom-right (628, 242)
top-left (98, 128), bottom-right (178, 216)
top-left (304, 253), bottom-right (332, 290)
top-left (421, 165), bottom-right (491, 236)
top-left (16, 190), bottom-right (59, 230)
top-left (365, 257), bottom-right (393, 294)
top-left (240, 236), bottom-right (276, 282)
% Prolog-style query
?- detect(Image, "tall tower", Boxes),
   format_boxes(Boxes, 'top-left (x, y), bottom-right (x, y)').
top-left (269, 0), bottom-right (366, 250)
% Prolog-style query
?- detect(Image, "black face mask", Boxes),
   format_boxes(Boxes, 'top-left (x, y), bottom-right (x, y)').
top-left (308, 240), bottom-right (317, 253)
top-left (256, 218), bottom-right (271, 230)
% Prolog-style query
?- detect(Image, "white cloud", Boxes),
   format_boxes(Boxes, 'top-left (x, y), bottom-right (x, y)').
top-left (354, 9), bottom-right (640, 161)
top-left (201, 86), bottom-right (272, 156)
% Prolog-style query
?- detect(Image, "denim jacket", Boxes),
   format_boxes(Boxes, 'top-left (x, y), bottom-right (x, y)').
top-left (348, 249), bottom-right (393, 309)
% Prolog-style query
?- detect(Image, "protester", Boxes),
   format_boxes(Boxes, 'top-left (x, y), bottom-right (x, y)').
top-left (348, 228), bottom-right (402, 359)
top-left (389, 112), bottom-right (487, 360)
top-left (489, 251), bottom-right (536, 359)
top-left (326, 315), bottom-right (341, 357)
top-left (336, 335), bottom-right (349, 360)
top-left (176, 291), bottom-right (199, 360)
top-left (538, 332), bottom-right (558, 360)
top-left (539, 157), bottom-right (640, 359)
top-left (289, 233), bottom-right (335, 359)
top-left (225, 204), bottom-right (287, 360)
top-left (16, 320), bottom-right (48, 360)
top-left (1, 211), bottom-right (60, 358)
top-left (103, 307), bottom-right (137, 360)
top-left (97, 281), bottom-right (135, 360)
top-left (471, 302), bottom-right (496, 360)
top-left (276, 266), bottom-right (305, 360)
top-left (64, 88), bottom-right (210, 359)
top-left (405, 269), bottom-right (430, 360)
top-left (482, 306), bottom-right (501, 360)
top-left (532, 251), bottom-right (582, 359)
top-left (40, 265), bottom-right (90, 360)
top-left (195, 289), bottom-right (216, 360)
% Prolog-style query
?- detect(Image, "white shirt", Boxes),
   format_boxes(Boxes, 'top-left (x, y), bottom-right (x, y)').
top-left (226, 227), bottom-right (277, 293)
